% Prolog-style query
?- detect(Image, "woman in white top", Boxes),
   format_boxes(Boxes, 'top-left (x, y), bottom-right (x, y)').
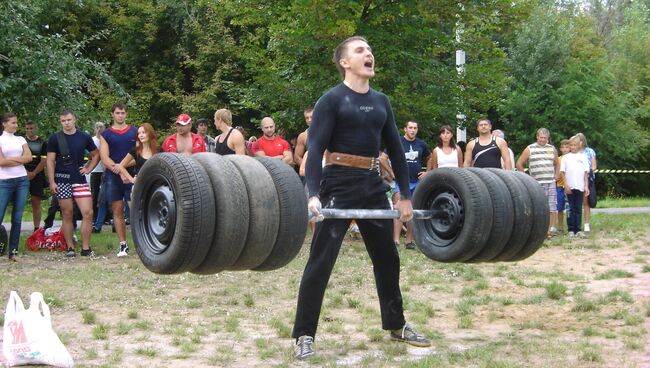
top-left (0, 113), bottom-right (33, 261)
top-left (427, 125), bottom-right (463, 170)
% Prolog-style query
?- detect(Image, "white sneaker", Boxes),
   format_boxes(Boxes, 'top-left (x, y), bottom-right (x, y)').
top-left (584, 223), bottom-right (590, 233)
top-left (116, 243), bottom-right (129, 257)
top-left (568, 232), bottom-right (576, 238)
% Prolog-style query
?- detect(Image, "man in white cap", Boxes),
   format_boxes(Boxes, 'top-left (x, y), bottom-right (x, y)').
top-left (162, 113), bottom-right (207, 156)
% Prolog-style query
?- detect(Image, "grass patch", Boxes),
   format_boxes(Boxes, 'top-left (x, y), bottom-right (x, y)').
top-left (595, 269), bottom-right (634, 280)
top-left (578, 342), bottom-right (602, 362)
top-left (597, 196), bottom-right (650, 208)
top-left (82, 310), bottom-right (96, 324)
top-left (600, 289), bottom-right (633, 304)
top-left (545, 281), bottom-right (567, 300)
top-left (92, 323), bottom-right (109, 340)
top-left (572, 298), bottom-right (600, 313)
top-left (642, 265), bottom-right (650, 273)
top-left (135, 347), bottom-right (157, 357)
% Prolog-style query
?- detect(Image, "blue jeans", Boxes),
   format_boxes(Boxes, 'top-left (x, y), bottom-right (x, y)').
top-left (0, 176), bottom-right (29, 255)
top-left (566, 189), bottom-right (584, 233)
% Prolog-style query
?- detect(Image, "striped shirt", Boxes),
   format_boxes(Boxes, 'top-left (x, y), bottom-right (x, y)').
top-left (528, 143), bottom-right (556, 184)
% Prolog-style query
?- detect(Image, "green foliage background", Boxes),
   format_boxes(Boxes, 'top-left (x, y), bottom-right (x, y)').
top-left (1, 0), bottom-right (649, 194)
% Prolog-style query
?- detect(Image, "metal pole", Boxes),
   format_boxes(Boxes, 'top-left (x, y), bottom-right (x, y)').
top-left (310, 209), bottom-right (444, 221)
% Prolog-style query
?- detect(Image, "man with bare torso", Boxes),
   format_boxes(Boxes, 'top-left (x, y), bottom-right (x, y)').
top-left (162, 114), bottom-right (207, 156)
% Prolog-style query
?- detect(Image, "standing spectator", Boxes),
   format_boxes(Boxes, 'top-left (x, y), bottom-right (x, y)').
top-left (516, 128), bottom-right (560, 236)
top-left (46, 110), bottom-right (99, 257)
top-left (117, 123), bottom-right (158, 207)
top-left (492, 129), bottom-right (515, 171)
top-left (24, 121), bottom-right (47, 229)
top-left (463, 119), bottom-right (512, 169)
top-left (234, 126), bottom-right (254, 156)
top-left (555, 139), bottom-right (570, 233)
top-left (293, 107), bottom-right (313, 170)
top-left (0, 113), bottom-right (32, 261)
top-left (251, 117), bottom-right (292, 165)
top-left (292, 36), bottom-right (430, 360)
top-left (213, 109), bottom-right (246, 155)
top-left (89, 122), bottom-right (106, 227)
top-left (427, 125), bottom-right (463, 169)
top-left (162, 114), bottom-right (207, 155)
top-left (575, 132), bottom-right (597, 234)
top-left (392, 120), bottom-right (431, 249)
top-left (99, 102), bottom-right (138, 257)
top-left (560, 136), bottom-right (589, 238)
top-left (196, 118), bottom-right (215, 152)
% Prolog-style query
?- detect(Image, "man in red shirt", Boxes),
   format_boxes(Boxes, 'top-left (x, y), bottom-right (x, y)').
top-left (162, 114), bottom-right (207, 156)
top-left (252, 117), bottom-right (292, 165)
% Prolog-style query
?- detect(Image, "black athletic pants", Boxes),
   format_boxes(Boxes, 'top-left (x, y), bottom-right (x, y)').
top-left (292, 166), bottom-right (406, 340)
top-left (90, 172), bottom-right (103, 222)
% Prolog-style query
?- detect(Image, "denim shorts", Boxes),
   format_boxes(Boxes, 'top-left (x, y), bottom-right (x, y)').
top-left (103, 171), bottom-right (133, 203)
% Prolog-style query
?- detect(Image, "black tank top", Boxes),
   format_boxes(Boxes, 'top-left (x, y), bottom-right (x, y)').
top-left (472, 136), bottom-right (501, 168)
top-left (214, 128), bottom-right (235, 155)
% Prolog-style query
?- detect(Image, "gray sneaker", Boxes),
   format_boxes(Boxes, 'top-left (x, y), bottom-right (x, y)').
top-left (295, 335), bottom-right (314, 360)
top-left (390, 324), bottom-right (431, 347)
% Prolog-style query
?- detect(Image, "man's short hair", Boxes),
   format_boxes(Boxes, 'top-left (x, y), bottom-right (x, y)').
top-left (560, 139), bottom-right (570, 146)
top-left (332, 36), bottom-right (368, 79)
top-left (477, 118), bottom-right (491, 126)
top-left (304, 106), bottom-right (314, 114)
top-left (25, 121), bottom-right (37, 127)
top-left (59, 109), bottom-right (76, 118)
top-left (111, 102), bottom-right (127, 112)
top-left (215, 109), bottom-right (233, 126)
top-left (405, 120), bottom-right (417, 127)
top-left (94, 122), bottom-right (105, 129)
top-left (197, 118), bottom-right (209, 127)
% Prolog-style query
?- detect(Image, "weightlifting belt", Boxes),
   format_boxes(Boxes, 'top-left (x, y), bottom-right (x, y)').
top-left (326, 152), bottom-right (379, 170)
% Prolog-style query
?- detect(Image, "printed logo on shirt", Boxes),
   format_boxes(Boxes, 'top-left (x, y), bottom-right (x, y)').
top-left (405, 145), bottom-right (419, 162)
top-left (359, 105), bottom-right (374, 112)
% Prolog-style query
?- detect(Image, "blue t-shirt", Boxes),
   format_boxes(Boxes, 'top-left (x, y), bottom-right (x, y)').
top-left (47, 130), bottom-right (97, 184)
top-left (400, 136), bottom-right (431, 183)
top-left (101, 125), bottom-right (138, 163)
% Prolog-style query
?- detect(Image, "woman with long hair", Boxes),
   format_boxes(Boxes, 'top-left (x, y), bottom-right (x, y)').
top-left (0, 113), bottom-right (33, 261)
top-left (118, 123), bottom-right (158, 206)
top-left (427, 125), bottom-right (463, 170)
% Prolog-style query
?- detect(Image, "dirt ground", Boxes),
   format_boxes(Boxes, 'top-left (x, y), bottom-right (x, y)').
top-left (0, 224), bottom-right (648, 367)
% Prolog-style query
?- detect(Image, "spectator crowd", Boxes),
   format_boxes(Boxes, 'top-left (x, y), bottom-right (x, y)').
top-left (0, 104), bottom-right (597, 261)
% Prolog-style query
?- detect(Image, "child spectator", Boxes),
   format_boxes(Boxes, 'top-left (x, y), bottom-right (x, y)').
top-left (560, 136), bottom-right (589, 238)
top-left (555, 139), bottom-right (570, 233)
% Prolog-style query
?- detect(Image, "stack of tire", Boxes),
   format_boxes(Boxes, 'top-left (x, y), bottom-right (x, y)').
top-left (411, 167), bottom-right (549, 263)
top-left (131, 153), bottom-right (308, 275)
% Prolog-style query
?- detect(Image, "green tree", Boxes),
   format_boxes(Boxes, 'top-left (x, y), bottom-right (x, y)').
top-left (0, 1), bottom-right (123, 133)
top-left (500, 4), bottom-right (649, 193)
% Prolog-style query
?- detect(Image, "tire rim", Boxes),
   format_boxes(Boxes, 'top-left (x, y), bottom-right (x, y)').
top-left (139, 175), bottom-right (177, 254)
top-left (422, 186), bottom-right (464, 246)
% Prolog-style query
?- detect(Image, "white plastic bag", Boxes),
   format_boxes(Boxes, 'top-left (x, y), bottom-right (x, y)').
top-left (2, 291), bottom-right (74, 367)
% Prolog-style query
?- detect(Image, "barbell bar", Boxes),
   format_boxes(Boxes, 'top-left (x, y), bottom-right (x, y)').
top-left (312, 209), bottom-right (443, 221)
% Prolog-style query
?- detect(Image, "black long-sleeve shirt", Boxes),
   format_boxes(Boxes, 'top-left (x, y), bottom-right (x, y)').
top-left (306, 83), bottom-right (411, 199)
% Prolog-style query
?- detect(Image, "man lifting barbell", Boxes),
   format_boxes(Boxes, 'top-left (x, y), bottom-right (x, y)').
top-left (292, 36), bottom-right (431, 360)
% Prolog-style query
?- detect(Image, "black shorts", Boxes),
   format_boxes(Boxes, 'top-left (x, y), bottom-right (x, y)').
top-left (29, 173), bottom-right (46, 197)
